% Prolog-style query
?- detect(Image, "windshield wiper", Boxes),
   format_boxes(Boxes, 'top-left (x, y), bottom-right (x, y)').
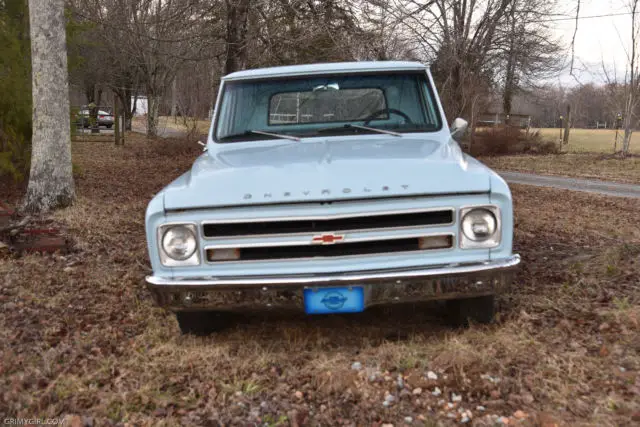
top-left (250, 130), bottom-right (301, 141)
top-left (316, 124), bottom-right (402, 137)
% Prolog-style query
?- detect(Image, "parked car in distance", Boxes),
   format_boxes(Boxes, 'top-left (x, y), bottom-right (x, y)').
top-left (144, 61), bottom-right (521, 335)
top-left (76, 109), bottom-right (114, 128)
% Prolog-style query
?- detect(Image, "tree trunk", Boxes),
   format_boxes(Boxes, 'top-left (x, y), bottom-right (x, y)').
top-left (125, 89), bottom-right (134, 131)
top-left (147, 93), bottom-right (160, 138)
top-left (622, 94), bottom-right (633, 154)
top-left (502, 2), bottom-right (517, 116)
top-left (223, 0), bottom-right (251, 75)
top-left (24, 0), bottom-right (74, 213)
top-left (170, 78), bottom-right (177, 120)
top-left (114, 89), bottom-right (134, 132)
top-left (562, 104), bottom-right (571, 146)
top-left (114, 96), bottom-right (120, 146)
top-left (622, 126), bottom-right (632, 155)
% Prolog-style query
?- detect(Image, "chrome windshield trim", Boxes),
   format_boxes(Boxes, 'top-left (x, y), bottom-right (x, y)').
top-left (250, 130), bottom-right (301, 141)
top-left (146, 255), bottom-right (520, 288)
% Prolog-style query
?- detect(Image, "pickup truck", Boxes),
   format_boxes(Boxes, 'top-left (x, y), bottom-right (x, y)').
top-left (144, 61), bottom-right (520, 334)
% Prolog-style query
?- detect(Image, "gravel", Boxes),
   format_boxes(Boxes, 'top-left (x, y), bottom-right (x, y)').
top-left (396, 375), bottom-right (404, 390)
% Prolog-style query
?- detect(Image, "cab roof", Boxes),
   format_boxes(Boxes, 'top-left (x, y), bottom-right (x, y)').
top-left (222, 61), bottom-right (428, 82)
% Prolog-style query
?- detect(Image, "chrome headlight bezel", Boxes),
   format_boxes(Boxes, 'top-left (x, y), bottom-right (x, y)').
top-left (459, 205), bottom-right (501, 249)
top-left (157, 223), bottom-right (200, 266)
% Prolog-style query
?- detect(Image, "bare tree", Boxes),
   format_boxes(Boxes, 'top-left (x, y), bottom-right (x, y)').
top-left (374, 1), bottom-right (514, 120)
top-left (71, 0), bottom-right (218, 138)
top-left (621, 0), bottom-right (640, 156)
top-left (224, 0), bottom-right (251, 74)
top-left (500, 0), bottom-right (562, 115)
top-left (599, 0), bottom-right (640, 156)
top-left (24, 0), bottom-right (74, 212)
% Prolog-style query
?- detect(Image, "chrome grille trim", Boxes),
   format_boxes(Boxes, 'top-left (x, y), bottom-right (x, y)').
top-left (201, 207), bottom-right (455, 240)
top-left (202, 206), bottom-right (455, 224)
top-left (204, 231), bottom-right (455, 249)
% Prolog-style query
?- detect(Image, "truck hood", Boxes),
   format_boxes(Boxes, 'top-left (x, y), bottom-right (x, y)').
top-left (162, 136), bottom-right (493, 210)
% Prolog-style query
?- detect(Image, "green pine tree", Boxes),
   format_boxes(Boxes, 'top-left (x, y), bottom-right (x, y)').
top-left (0, 0), bottom-right (32, 181)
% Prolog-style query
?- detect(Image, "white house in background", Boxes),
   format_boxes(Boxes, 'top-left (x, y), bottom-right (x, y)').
top-left (132, 96), bottom-right (148, 116)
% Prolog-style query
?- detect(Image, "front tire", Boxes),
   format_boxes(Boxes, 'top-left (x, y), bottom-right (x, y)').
top-left (446, 295), bottom-right (495, 326)
top-left (176, 311), bottom-right (233, 335)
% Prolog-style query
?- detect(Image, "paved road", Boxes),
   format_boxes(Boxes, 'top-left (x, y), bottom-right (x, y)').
top-left (500, 171), bottom-right (640, 199)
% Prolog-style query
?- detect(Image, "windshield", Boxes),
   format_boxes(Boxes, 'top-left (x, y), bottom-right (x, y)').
top-left (215, 72), bottom-right (442, 142)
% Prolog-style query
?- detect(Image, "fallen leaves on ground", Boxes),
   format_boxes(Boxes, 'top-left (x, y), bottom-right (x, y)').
top-left (1, 133), bottom-right (639, 426)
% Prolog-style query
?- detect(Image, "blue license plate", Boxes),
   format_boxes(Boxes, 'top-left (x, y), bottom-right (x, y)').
top-left (303, 286), bottom-right (365, 314)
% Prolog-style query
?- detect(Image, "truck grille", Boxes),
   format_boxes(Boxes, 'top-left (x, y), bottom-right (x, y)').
top-left (202, 207), bottom-right (456, 262)
top-left (202, 209), bottom-right (453, 238)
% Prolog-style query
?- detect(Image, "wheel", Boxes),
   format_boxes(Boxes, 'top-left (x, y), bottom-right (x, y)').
top-left (446, 295), bottom-right (495, 326)
top-left (175, 311), bottom-right (233, 335)
top-left (106, 124), bottom-right (113, 129)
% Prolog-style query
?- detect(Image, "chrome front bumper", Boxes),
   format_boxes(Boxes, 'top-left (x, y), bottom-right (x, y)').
top-left (146, 255), bottom-right (520, 311)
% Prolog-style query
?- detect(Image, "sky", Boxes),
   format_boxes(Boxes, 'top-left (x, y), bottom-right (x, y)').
top-left (553, 0), bottom-right (636, 85)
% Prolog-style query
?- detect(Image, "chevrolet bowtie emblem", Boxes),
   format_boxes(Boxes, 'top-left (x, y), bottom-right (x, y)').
top-left (311, 233), bottom-right (345, 245)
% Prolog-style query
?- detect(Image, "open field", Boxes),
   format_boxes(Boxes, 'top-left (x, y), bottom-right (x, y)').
top-left (534, 128), bottom-right (640, 154)
top-left (157, 116), bottom-right (211, 135)
top-left (481, 153), bottom-right (640, 184)
top-left (1, 134), bottom-right (640, 425)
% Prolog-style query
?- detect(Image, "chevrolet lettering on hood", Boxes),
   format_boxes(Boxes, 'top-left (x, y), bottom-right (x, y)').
top-left (243, 185), bottom-right (410, 200)
top-left (144, 61), bottom-right (520, 335)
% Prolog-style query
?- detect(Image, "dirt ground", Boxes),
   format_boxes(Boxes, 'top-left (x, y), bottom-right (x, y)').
top-left (1, 134), bottom-right (639, 426)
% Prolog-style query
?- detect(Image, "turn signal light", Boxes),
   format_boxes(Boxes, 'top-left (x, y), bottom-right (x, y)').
top-left (418, 235), bottom-right (453, 250)
top-left (206, 248), bottom-right (241, 262)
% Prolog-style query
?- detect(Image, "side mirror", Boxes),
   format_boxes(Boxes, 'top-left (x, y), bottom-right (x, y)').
top-left (450, 118), bottom-right (468, 141)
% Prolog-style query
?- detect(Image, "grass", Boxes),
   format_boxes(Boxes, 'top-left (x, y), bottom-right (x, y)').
top-left (479, 127), bottom-right (640, 183)
top-left (534, 128), bottom-right (640, 154)
top-left (1, 133), bottom-right (639, 425)
top-left (157, 116), bottom-right (211, 135)
top-left (481, 153), bottom-right (640, 184)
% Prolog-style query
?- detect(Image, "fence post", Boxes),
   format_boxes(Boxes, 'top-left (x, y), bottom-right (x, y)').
top-left (559, 115), bottom-right (564, 148)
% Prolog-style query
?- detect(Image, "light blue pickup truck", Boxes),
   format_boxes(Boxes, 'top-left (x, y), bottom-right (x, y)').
top-left (145, 61), bottom-right (520, 334)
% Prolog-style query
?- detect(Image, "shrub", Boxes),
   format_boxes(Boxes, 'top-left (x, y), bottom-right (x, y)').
top-left (469, 127), bottom-right (559, 156)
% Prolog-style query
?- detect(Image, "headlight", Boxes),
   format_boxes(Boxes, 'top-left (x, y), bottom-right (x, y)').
top-left (459, 206), bottom-right (501, 249)
top-left (158, 224), bottom-right (199, 266)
